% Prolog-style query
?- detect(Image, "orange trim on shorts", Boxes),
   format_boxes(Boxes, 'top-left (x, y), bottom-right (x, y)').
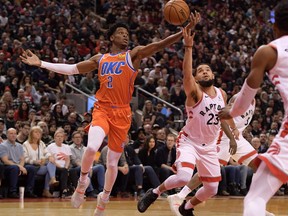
top-left (238, 150), bottom-right (258, 165)
top-left (219, 159), bottom-right (228, 166)
top-left (181, 162), bottom-right (195, 170)
top-left (199, 176), bottom-right (222, 182)
top-left (253, 157), bottom-right (262, 168)
top-left (258, 155), bottom-right (288, 183)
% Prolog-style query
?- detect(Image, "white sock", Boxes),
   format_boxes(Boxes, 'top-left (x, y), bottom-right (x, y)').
top-left (153, 187), bottom-right (161, 196)
top-left (184, 200), bottom-right (194, 210)
top-left (178, 185), bottom-right (192, 199)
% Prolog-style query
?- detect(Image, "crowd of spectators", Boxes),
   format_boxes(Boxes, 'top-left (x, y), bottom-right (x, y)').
top-left (0, 0), bottom-right (287, 199)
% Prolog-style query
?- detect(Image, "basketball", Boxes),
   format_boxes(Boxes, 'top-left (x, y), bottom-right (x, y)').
top-left (164, 0), bottom-right (190, 26)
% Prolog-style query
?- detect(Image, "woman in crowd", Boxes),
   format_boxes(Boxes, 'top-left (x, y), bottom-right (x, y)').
top-left (23, 126), bottom-right (59, 197)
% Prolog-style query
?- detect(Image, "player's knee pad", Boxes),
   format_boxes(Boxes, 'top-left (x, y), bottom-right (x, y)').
top-left (176, 168), bottom-right (194, 185)
top-left (196, 182), bottom-right (219, 201)
top-left (87, 126), bottom-right (106, 152)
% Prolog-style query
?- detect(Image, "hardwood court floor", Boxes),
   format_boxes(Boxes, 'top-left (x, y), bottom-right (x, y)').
top-left (0, 196), bottom-right (287, 216)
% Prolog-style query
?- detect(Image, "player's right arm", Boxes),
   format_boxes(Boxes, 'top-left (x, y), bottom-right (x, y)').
top-left (21, 49), bottom-right (101, 74)
top-left (219, 45), bottom-right (277, 119)
top-left (182, 27), bottom-right (202, 107)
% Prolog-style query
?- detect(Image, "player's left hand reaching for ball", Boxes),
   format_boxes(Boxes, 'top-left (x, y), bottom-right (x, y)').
top-left (185, 11), bottom-right (201, 30)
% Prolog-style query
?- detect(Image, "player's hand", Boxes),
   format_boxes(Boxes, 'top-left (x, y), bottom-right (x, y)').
top-left (229, 139), bottom-right (237, 155)
top-left (185, 11), bottom-right (201, 29)
top-left (20, 49), bottom-right (42, 67)
top-left (181, 26), bottom-right (195, 47)
top-left (219, 105), bottom-right (233, 120)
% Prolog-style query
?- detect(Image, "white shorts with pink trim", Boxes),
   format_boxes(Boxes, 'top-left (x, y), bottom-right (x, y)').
top-left (175, 131), bottom-right (221, 182)
top-left (217, 135), bottom-right (258, 166)
top-left (258, 135), bottom-right (288, 183)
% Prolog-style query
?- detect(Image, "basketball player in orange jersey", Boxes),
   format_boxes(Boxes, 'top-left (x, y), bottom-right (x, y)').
top-left (20, 15), bottom-right (198, 216)
top-left (219, 1), bottom-right (288, 215)
top-left (137, 17), bottom-right (238, 215)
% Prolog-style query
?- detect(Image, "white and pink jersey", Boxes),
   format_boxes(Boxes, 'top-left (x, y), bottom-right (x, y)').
top-left (219, 101), bottom-right (255, 142)
top-left (182, 87), bottom-right (225, 145)
top-left (258, 36), bottom-right (288, 183)
top-left (268, 36), bottom-right (288, 115)
top-left (217, 101), bottom-right (257, 166)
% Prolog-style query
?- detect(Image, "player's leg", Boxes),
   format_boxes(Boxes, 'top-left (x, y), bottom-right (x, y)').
top-left (178, 147), bottom-right (221, 215)
top-left (168, 140), bottom-right (229, 210)
top-left (95, 108), bottom-right (131, 216)
top-left (71, 124), bottom-right (107, 208)
top-left (138, 136), bottom-right (196, 213)
top-left (244, 162), bottom-right (282, 216)
top-left (94, 148), bottom-right (122, 216)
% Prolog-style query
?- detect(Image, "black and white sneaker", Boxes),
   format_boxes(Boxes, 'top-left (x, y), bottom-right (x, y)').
top-left (178, 200), bottom-right (194, 216)
top-left (137, 188), bottom-right (158, 213)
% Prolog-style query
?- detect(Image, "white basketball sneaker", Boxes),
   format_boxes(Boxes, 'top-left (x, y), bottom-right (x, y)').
top-left (94, 192), bottom-right (109, 216)
top-left (71, 178), bottom-right (90, 208)
top-left (167, 194), bottom-right (184, 216)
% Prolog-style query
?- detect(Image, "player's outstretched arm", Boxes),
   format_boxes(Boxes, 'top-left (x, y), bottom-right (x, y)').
top-left (21, 49), bottom-right (101, 75)
top-left (219, 45), bottom-right (277, 119)
top-left (130, 12), bottom-right (200, 69)
top-left (221, 121), bottom-right (237, 155)
top-left (181, 25), bottom-right (201, 106)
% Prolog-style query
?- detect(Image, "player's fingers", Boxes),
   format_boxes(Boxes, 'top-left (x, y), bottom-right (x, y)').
top-left (187, 28), bottom-right (192, 36)
top-left (21, 50), bottom-right (27, 58)
top-left (191, 32), bottom-right (195, 39)
top-left (26, 49), bottom-right (33, 57)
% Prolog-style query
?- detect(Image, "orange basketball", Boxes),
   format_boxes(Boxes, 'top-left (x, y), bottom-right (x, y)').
top-left (164, 0), bottom-right (190, 26)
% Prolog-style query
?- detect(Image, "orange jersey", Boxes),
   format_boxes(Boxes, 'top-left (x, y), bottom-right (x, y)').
top-left (96, 51), bottom-right (137, 105)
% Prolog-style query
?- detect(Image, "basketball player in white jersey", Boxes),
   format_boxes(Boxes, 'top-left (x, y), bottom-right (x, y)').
top-left (167, 95), bottom-right (275, 216)
top-left (217, 95), bottom-right (257, 167)
top-left (137, 14), bottom-right (237, 215)
top-left (219, 1), bottom-right (288, 215)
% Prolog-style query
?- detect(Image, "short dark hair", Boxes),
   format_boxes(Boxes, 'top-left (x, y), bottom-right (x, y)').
top-left (275, 0), bottom-right (288, 32)
top-left (106, 22), bottom-right (129, 41)
top-left (194, 64), bottom-right (211, 76)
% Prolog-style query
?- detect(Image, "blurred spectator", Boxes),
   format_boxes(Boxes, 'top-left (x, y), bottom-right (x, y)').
top-left (155, 128), bottom-right (167, 150)
top-left (155, 133), bottom-right (176, 183)
top-left (50, 94), bottom-right (69, 116)
top-left (259, 133), bottom-right (269, 153)
top-left (0, 101), bottom-right (8, 120)
top-left (16, 121), bottom-right (30, 144)
top-left (0, 128), bottom-right (37, 198)
top-left (142, 100), bottom-right (156, 126)
top-left (23, 126), bottom-right (58, 198)
top-left (251, 137), bottom-right (261, 152)
top-left (123, 134), bottom-right (160, 196)
top-left (79, 71), bottom-right (96, 94)
top-left (138, 135), bottom-right (158, 171)
top-left (37, 121), bottom-right (53, 145)
top-left (46, 128), bottom-right (72, 198)
top-left (0, 118), bottom-right (6, 140)
top-left (5, 109), bottom-right (15, 130)
top-left (154, 102), bottom-right (167, 128)
top-left (14, 101), bottom-right (30, 122)
top-left (12, 89), bottom-right (33, 110)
